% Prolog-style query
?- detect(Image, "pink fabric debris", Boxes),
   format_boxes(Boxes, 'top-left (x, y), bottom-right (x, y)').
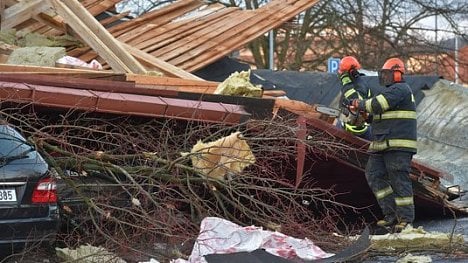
top-left (171, 217), bottom-right (334, 263)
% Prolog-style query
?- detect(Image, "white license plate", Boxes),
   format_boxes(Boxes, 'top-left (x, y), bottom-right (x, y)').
top-left (0, 189), bottom-right (17, 202)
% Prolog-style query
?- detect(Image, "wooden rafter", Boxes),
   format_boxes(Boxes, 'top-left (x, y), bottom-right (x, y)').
top-left (1, 0), bottom-right (49, 30)
top-left (47, 0), bottom-right (146, 74)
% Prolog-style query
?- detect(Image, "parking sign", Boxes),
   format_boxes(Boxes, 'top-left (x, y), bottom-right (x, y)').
top-left (328, 58), bottom-right (341, 73)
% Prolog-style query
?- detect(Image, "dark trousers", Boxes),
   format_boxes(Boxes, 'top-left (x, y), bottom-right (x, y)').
top-left (366, 151), bottom-right (415, 223)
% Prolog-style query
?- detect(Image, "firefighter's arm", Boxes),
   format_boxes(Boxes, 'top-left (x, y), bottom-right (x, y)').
top-left (350, 87), bottom-right (403, 114)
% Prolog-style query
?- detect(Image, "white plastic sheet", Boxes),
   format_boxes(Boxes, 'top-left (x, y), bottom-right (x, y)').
top-left (171, 217), bottom-right (334, 263)
top-left (56, 55), bottom-right (103, 69)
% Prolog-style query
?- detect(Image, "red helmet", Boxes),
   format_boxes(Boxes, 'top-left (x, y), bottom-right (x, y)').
top-left (379, 58), bottom-right (405, 85)
top-left (338, 56), bottom-right (361, 74)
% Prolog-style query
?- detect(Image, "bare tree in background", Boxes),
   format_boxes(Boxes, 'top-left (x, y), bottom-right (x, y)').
top-left (215, 0), bottom-right (468, 78)
top-left (257, 0), bottom-right (467, 72)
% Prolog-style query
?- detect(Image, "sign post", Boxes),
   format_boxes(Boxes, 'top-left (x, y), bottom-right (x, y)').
top-left (327, 58), bottom-right (341, 73)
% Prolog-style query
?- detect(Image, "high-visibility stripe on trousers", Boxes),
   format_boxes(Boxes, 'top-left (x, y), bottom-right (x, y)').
top-left (365, 151), bottom-right (415, 223)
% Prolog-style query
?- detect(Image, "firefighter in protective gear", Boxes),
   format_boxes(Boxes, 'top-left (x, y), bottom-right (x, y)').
top-left (337, 56), bottom-right (372, 139)
top-left (350, 57), bottom-right (416, 231)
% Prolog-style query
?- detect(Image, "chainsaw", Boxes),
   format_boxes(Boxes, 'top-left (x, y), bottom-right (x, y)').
top-left (315, 105), bottom-right (341, 117)
top-left (315, 104), bottom-right (369, 127)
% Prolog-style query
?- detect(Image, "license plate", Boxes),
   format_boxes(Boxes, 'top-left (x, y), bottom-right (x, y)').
top-left (0, 189), bottom-right (17, 202)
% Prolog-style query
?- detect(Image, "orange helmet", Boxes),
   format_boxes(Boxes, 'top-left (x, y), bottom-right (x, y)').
top-left (338, 56), bottom-right (361, 74)
top-left (379, 58), bottom-right (405, 85)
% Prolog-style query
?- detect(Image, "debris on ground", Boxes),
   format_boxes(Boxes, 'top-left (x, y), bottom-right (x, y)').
top-left (168, 217), bottom-right (334, 262)
top-left (396, 253), bottom-right (432, 263)
top-left (56, 245), bottom-right (127, 263)
top-left (370, 225), bottom-right (464, 251)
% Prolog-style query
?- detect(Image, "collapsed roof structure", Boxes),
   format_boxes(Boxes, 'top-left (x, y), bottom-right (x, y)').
top-left (0, 0), bottom-right (466, 224)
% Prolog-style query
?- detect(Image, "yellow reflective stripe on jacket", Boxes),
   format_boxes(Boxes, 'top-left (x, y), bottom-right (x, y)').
top-left (375, 95), bottom-right (390, 111)
top-left (344, 89), bottom-right (363, 100)
top-left (344, 89), bottom-right (356, 98)
top-left (375, 186), bottom-right (393, 200)
top-left (395, 196), bottom-right (414, 206)
top-left (342, 76), bottom-right (352, 85)
top-left (375, 111), bottom-right (416, 120)
top-left (344, 123), bottom-right (368, 135)
top-left (369, 139), bottom-right (417, 151)
top-left (365, 99), bottom-right (372, 112)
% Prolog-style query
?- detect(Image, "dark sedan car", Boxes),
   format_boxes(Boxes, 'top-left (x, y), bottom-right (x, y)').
top-left (0, 124), bottom-right (59, 255)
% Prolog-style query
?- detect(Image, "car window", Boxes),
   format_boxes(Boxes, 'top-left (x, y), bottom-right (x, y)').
top-left (0, 125), bottom-right (34, 158)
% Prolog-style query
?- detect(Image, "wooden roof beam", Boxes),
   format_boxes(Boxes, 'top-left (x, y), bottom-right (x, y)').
top-left (47, 0), bottom-right (146, 74)
top-left (1, 0), bottom-right (49, 30)
top-left (121, 43), bottom-right (203, 80)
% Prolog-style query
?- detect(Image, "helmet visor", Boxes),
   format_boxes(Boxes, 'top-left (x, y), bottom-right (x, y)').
top-left (378, 69), bottom-right (394, 86)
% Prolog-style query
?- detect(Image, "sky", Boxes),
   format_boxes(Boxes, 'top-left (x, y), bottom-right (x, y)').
top-left (416, 15), bottom-right (468, 41)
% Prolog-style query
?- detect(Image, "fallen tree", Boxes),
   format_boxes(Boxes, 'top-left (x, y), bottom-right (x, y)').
top-left (0, 103), bottom-right (366, 261)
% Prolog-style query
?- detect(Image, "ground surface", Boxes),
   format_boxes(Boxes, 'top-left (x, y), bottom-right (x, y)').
top-left (2, 215), bottom-right (467, 263)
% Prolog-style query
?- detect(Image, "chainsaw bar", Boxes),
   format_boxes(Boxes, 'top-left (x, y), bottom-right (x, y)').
top-left (315, 105), bottom-right (341, 117)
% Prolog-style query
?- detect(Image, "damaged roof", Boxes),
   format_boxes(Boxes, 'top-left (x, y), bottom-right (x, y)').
top-left (8, 0), bottom-right (319, 73)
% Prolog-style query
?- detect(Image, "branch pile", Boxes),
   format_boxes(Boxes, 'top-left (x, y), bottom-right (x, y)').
top-left (0, 105), bottom-right (359, 261)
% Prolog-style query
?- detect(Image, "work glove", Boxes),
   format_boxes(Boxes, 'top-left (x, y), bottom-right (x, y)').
top-left (338, 71), bottom-right (352, 86)
top-left (350, 99), bottom-right (360, 109)
top-left (348, 99), bottom-right (361, 115)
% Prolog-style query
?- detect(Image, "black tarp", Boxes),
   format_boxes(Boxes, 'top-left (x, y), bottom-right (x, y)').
top-left (194, 57), bottom-right (441, 107)
top-left (251, 69), bottom-right (441, 107)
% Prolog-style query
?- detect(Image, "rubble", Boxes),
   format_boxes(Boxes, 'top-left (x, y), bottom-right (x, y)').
top-left (370, 225), bottom-right (464, 251)
top-left (56, 245), bottom-right (127, 263)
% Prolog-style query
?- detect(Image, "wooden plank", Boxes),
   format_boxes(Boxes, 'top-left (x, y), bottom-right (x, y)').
top-left (1, 0), bottom-right (49, 29)
top-left (32, 11), bottom-right (66, 32)
top-left (87, 0), bottom-right (120, 15)
top-left (47, 0), bottom-right (133, 73)
top-left (122, 43), bottom-right (203, 80)
top-left (262, 90), bottom-right (286, 97)
top-left (136, 83), bottom-right (216, 94)
top-left (0, 63), bottom-right (123, 79)
top-left (56, 0), bottom-right (147, 74)
top-left (99, 10), bottom-right (130, 27)
top-left (128, 74), bottom-right (286, 98)
top-left (0, 73), bottom-right (134, 91)
top-left (138, 7), bottom-right (238, 53)
top-left (117, 1), bottom-right (206, 44)
top-left (182, 0), bottom-right (319, 71)
top-left (15, 0), bottom-right (110, 35)
top-left (153, 10), bottom-right (256, 61)
top-left (274, 98), bottom-right (322, 120)
top-left (80, 0), bottom-right (103, 8)
top-left (0, 64), bottom-right (115, 75)
top-left (162, 1), bottom-right (285, 66)
top-left (127, 3), bottom-right (227, 47)
top-left (109, 0), bottom-right (203, 36)
top-left (126, 74), bottom-right (218, 86)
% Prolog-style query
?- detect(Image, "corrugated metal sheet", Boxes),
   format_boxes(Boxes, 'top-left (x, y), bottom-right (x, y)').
top-left (415, 80), bottom-right (468, 191)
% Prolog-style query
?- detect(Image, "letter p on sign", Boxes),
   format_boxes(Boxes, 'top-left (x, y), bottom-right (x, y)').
top-left (328, 58), bottom-right (340, 73)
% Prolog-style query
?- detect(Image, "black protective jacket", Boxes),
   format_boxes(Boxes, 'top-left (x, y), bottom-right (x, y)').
top-left (341, 74), bottom-right (372, 101)
top-left (357, 81), bottom-right (417, 153)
